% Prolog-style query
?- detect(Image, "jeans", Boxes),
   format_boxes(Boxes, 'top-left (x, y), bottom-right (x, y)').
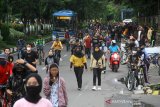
top-left (93, 68), bottom-right (102, 86)
top-left (74, 67), bottom-right (84, 88)
top-left (17, 49), bottom-right (24, 59)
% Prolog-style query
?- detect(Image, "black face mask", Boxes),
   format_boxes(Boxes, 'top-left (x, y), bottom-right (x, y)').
top-left (49, 55), bottom-right (53, 58)
top-left (0, 60), bottom-right (7, 66)
top-left (25, 86), bottom-right (41, 103)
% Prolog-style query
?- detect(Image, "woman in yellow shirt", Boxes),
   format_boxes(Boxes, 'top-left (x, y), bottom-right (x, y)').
top-left (70, 47), bottom-right (87, 91)
top-left (90, 45), bottom-right (105, 91)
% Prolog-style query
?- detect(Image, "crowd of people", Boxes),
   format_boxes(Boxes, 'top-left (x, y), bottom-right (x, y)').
top-left (0, 21), bottom-right (158, 107)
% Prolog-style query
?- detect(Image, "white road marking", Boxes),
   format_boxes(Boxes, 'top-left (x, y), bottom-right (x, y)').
top-left (63, 54), bottom-right (68, 57)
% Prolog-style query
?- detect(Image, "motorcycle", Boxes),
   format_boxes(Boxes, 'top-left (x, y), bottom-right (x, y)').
top-left (109, 52), bottom-right (120, 72)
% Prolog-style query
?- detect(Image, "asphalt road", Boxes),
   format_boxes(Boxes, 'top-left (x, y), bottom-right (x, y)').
top-left (14, 42), bottom-right (160, 107)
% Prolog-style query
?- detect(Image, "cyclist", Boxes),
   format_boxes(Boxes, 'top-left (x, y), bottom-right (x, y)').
top-left (16, 37), bottom-right (26, 59)
top-left (51, 37), bottom-right (63, 61)
top-left (21, 44), bottom-right (38, 68)
top-left (0, 54), bottom-right (13, 104)
top-left (6, 59), bottom-right (37, 106)
top-left (137, 45), bottom-right (150, 84)
top-left (36, 35), bottom-right (45, 61)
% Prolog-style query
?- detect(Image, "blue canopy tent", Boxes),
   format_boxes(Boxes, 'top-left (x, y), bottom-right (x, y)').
top-left (52, 10), bottom-right (77, 17)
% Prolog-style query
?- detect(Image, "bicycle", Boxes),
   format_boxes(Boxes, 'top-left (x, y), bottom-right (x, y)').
top-left (137, 60), bottom-right (146, 87)
top-left (125, 63), bottom-right (138, 91)
top-left (37, 45), bottom-right (43, 65)
top-left (54, 50), bottom-right (60, 66)
top-left (0, 85), bottom-right (10, 107)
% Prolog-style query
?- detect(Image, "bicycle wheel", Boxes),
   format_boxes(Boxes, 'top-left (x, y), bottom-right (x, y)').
top-left (139, 67), bottom-right (145, 86)
top-left (127, 71), bottom-right (135, 91)
top-left (39, 50), bottom-right (42, 65)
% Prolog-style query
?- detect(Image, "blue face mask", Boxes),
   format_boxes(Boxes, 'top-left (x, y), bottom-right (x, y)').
top-left (0, 60), bottom-right (7, 66)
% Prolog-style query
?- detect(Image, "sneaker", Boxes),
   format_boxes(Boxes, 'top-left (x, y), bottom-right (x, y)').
top-left (92, 86), bottom-right (96, 91)
top-left (97, 86), bottom-right (101, 90)
top-left (78, 88), bottom-right (81, 91)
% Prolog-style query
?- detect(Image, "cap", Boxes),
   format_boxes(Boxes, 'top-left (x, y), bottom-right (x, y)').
top-left (0, 54), bottom-right (6, 59)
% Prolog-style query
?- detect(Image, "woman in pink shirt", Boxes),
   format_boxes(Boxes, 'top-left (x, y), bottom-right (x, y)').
top-left (43, 63), bottom-right (68, 107)
top-left (13, 73), bottom-right (52, 107)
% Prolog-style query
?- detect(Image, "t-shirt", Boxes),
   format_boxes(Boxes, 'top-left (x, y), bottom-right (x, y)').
top-left (21, 51), bottom-right (38, 67)
top-left (109, 45), bottom-right (119, 53)
top-left (0, 63), bottom-right (12, 84)
top-left (84, 37), bottom-right (92, 48)
top-left (13, 98), bottom-right (52, 107)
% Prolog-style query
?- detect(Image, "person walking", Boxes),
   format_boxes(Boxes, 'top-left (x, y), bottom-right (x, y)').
top-left (65, 30), bottom-right (70, 51)
top-left (147, 27), bottom-right (153, 43)
top-left (90, 45), bottom-right (105, 91)
top-left (13, 73), bottom-right (52, 107)
top-left (83, 34), bottom-right (92, 59)
top-left (70, 47), bottom-right (87, 90)
top-left (43, 63), bottom-right (68, 107)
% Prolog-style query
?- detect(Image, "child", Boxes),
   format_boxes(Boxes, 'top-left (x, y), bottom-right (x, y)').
top-left (45, 50), bottom-right (55, 74)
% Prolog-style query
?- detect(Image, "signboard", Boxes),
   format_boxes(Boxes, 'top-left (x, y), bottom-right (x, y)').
top-left (57, 16), bottom-right (71, 20)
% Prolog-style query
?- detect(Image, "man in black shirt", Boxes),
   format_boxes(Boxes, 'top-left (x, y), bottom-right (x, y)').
top-left (21, 44), bottom-right (38, 67)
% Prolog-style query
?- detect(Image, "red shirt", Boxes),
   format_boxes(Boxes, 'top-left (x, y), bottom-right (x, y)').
top-left (84, 37), bottom-right (92, 48)
top-left (65, 32), bottom-right (70, 39)
top-left (0, 62), bottom-right (12, 85)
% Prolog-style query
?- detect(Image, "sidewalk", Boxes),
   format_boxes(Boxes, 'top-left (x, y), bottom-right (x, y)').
top-left (148, 64), bottom-right (160, 84)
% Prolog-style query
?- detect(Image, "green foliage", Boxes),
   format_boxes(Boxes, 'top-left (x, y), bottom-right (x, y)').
top-left (11, 23), bottom-right (24, 32)
top-left (1, 24), bottom-right (10, 41)
top-left (9, 28), bottom-right (24, 39)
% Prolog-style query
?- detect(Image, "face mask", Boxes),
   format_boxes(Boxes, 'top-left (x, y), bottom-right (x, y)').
top-left (27, 47), bottom-right (31, 51)
top-left (26, 85), bottom-right (41, 96)
top-left (0, 60), bottom-right (7, 66)
top-left (25, 85), bottom-right (41, 103)
top-left (102, 43), bottom-right (105, 46)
